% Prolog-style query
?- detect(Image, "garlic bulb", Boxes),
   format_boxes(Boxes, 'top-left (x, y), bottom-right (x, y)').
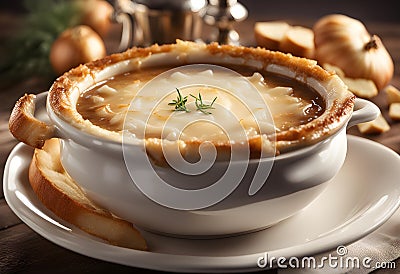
top-left (313, 14), bottom-right (394, 90)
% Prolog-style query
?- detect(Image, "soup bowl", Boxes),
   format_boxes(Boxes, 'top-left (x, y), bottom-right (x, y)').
top-left (9, 41), bottom-right (379, 236)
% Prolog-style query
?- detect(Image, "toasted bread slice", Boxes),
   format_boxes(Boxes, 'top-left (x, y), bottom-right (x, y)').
top-left (389, 103), bottom-right (400, 121)
top-left (254, 21), bottom-right (291, 51)
top-left (28, 138), bottom-right (148, 250)
top-left (322, 63), bottom-right (345, 77)
top-left (279, 26), bottom-right (315, 59)
top-left (321, 64), bottom-right (378, 98)
top-left (9, 93), bottom-right (55, 148)
top-left (385, 85), bottom-right (400, 104)
top-left (357, 114), bottom-right (390, 134)
top-left (341, 77), bottom-right (378, 98)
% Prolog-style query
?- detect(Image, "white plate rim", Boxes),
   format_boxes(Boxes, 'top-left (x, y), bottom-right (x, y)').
top-left (3, 135), bottom-right (400, 273)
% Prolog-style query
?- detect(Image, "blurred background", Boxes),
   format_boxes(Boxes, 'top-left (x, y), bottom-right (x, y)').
top-left (1, 1), bottom-right (400, 273)
top-left (0, 0), bottom-right (398, 89)
top-left (1, 0), bottom-right (399, 21)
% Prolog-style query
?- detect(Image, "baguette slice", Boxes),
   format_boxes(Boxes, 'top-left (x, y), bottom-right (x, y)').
top-left (322, 63), bottom-right (345, 77)
top-left (389, 103), bottom-right (400, 120)
top-left (357, 114), bottom-right (390, 134)
top-left (385, 85), bottom-right (400, 104)
top-left (254, 21), bottom-right (291, 51)
top-left (28, 138), bottom-right (148, 250)
top-left (279, 26), bottom-right (315, 59)
top-left (341, 77), bottom-right (378, 98)
top-left (321, 63), bottom-right (378, 98)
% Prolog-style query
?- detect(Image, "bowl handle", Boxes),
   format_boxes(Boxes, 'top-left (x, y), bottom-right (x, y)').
top-left (9, 92), bottom-right (56, 148)
top-left (347, 98), bottom-right (380, 128)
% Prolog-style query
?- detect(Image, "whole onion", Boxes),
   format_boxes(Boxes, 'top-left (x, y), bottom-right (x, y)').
top-left (78, 0), bottom-right (114, 38)
top-left (50, 25), bottom-right (106, 75)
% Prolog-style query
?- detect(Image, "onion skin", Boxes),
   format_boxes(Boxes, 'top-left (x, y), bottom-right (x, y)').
top-left (50, 25), bottom-right (106, 75)
top-left (313, 14), bottom-right (394, 90)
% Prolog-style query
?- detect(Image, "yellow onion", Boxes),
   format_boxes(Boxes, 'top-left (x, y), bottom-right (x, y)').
top-left (50, 25), bottom-right (106, 75)
top-left (78, 0), bottom-right (114, 38)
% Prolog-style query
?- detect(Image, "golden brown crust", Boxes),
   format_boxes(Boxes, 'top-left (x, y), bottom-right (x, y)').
top-left (46, 40), bottom-right (355, 158)
top-left (9, 94), bottom-right (55, 148)
top-left (275, 98), bottom-right (354, 142)
top-left (28, 138), bottom-right (148, 250)
top-left (48, 44), bottom-right (173, 119)
top-left (206, 43), bottom-right (325, 80)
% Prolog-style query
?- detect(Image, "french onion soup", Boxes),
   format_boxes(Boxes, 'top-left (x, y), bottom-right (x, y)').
top-left (43, 41), bottom-right (354, 161)
top-left (76, 66), bottom-right (324, 146)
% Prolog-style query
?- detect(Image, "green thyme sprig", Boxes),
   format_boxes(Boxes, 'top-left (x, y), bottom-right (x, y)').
top-left (190, 93), bottom-right (217, 114)
top-left (168, 88), bottom-right (218, 114)
top-left (168, 88), bottom-right (190, 112)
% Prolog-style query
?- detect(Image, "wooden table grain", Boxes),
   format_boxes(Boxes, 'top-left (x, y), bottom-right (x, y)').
top-left (1, 1), bottom-right (400, 273)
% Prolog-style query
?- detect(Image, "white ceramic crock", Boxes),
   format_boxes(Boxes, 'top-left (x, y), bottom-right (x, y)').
top-left (24, 93), bottom-right (379, 237)
top-left (9, 42), bottom-right (380, 237)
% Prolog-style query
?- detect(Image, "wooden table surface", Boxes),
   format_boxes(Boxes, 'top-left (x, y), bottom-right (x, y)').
top-left (1, 1), bottom-right (400, 273)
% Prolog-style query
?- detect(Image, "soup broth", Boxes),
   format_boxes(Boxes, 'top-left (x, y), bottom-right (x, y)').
top-left (77, 66), bottom-right (324, 142)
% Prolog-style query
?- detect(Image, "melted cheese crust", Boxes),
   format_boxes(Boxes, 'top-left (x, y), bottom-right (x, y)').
top-left (77, 67), bottom-right (324, 143)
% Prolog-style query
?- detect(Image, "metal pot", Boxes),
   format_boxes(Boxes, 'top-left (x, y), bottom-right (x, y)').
top-left (113, 0), bottom-right (207, 50)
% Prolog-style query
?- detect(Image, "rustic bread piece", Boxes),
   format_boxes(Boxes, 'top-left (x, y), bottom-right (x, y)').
top-left (254, 21), bottom-right (291, 51)
top-left (321, 63), bottom-right (378, 98)
top-left (341, 77), bottom-right (378, 98)
top-left (279, 26), bottom-right (315, 59)
top-left (9, 94), bottom-right (55, 148)
top-left (28, 138), bottom-right (148, 250)
top-left (322, 63), bottom-right (345, 77)
top-left (385, 85), bottom-right (400, 104)
top-left (357, 114), bottom-right (390, 134)
top-left (389, 103), bottom-right (400, 120)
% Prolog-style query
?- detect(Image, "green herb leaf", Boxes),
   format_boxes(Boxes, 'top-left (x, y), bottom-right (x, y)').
top-left (168, 88), bottom-right (190, 112)
top-left (190, 93), bottom-right (217, 114)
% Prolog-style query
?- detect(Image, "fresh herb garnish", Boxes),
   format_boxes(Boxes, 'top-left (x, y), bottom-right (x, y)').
top-left (168, 88), bottom-right (190, 112)
top-left (169, 88), bottom-right (218, 114)
top-left (190, 93), bottom-right (217, 114)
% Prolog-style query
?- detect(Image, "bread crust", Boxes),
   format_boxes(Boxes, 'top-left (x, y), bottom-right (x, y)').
top-left (9, 94), bottom-right (55, 148)
top-left (28, 138), bottom-right (148, 250)
top-left (279, 26), bottom-right (315, 59)
top-left (254, 21), bottom-right (291, 51)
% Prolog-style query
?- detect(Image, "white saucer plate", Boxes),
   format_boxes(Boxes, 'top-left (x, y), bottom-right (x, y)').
top-left (4, 135), bottom-right (400, 273)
